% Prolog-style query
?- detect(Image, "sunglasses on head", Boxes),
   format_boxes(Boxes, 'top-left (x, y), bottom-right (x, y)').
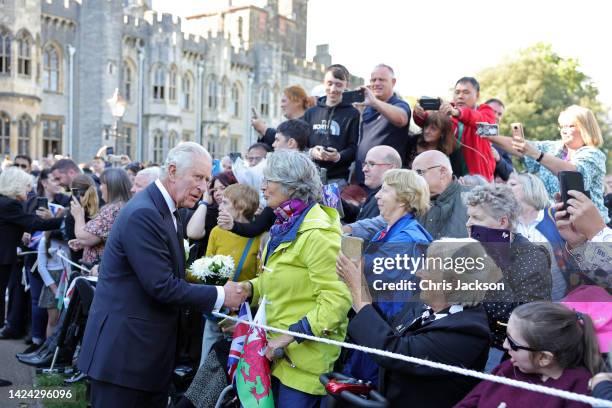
top-left (506, 333), bottom-right (538, 352)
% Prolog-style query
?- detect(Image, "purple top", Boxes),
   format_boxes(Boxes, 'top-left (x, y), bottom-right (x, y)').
top-left (455, 360), bottom-right (592, 408)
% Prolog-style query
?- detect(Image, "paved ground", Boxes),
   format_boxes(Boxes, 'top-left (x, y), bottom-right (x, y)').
top-left (0, 338), bottom-right (39, 408)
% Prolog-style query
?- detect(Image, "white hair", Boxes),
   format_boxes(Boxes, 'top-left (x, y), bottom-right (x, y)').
top-left (160, 142), bottom-right (210, 178)
top-left (137, 166), bottom-right (160, 183)
top-left (0, 167), bottom-right (33, 198)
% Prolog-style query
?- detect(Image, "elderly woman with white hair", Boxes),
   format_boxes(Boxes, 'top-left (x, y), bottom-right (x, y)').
top-left (338, 238), bottom-right (499, 408)
top-left (0, 167), bottom-right (64, 339)
top-left (507, 172), bottom-right (569, 300)
top-left (238, 149), bottom-right (352, 406)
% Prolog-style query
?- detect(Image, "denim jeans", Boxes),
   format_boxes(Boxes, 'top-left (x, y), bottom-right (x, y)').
top-left (26, 265), bottom-right (47, 343)
top-left (272, 376), bottom-right (322, 408)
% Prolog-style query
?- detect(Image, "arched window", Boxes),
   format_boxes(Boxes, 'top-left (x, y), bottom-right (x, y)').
top-left (207, 77), bottom-right (218, 110)
top-left (260, 85), bottom-right (270, 117)
top-left (220, 78), bottom-right (229, 111)
top-left (0, 28), bottom-right (11, 75)
top-left (182, 73), bottom-right (192, 110)
top-left (42, 117), bottom-right (63, 156)
top-left (168, 131), bottom-right (177, 150)
top-left (152, 66), bottom-right (165, 100)
top-left (152, 130), bottom-right (164, 163)
top-left (0, 112), bottom-right (10, 155)
top-left (18, 115), bottom-right (31, 155)
top-left (17, 32), bottom-right (32, 76)
top-left (168, 66), bottom-right (177, 103)
top-left (43, 45), bottom-right (60, 92)
top-left (230, 83), bottom-right (240, 117)
top-left (123, 62), bottom-right (133, 102)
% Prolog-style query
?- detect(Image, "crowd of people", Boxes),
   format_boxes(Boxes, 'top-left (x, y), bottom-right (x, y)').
top-left (0, 62), bottom-right (611, 408)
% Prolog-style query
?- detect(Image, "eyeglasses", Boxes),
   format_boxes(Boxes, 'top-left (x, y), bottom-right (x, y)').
top-left (505, 333), bottom-right (538, 352)
top-left (362, 161), bottom-right (393, 169)
top-left (12, 163), bottom-right (28, 169)
top-left (246, 155), bottom-right (265, 164)
top-left (414, 165), bottom-right (442, 176)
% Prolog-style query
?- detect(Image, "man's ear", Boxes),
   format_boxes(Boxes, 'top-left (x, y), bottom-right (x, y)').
top-left (391, 78), bottom-right (397, 87)
top-left (499, 215), bottom-right (510, 230)
top-left (167, 163), bottom-right (177, 181)
top-left (287, 138), bottom-right (297, 149)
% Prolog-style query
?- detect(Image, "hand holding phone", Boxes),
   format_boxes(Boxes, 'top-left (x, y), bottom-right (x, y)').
top-left (559, 171), bottom-right (586, 213)
top-left (341, 236), bottom-right (364, 262)
top-left (510, 123), bottom-right (525, 142)
top-left (37, 197), bottom-right (49, 210)
top-left (251, 107), bottom-right (259, 119)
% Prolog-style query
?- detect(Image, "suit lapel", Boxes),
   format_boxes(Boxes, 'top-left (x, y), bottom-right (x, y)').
top-left (146, 184), bottom-right (185, 278)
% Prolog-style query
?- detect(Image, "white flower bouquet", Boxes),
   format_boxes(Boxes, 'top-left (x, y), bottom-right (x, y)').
top-left (187, 254), bottom-right (235, 286)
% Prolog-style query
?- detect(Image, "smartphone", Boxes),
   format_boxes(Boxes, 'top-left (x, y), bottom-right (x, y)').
top-left (318, 167), bottom-right (327, 185)
top-left (251, 107), bottom-right (259, 119)
top-left (341, 235), bottom-right (364, 262)
top-left (418, 97), bottom-right (442, 111)
top-left (342, 89), bottom-right (365, 104)
top-left (510, 122), bottom-right (525, 142)
top-left (476, 123), bottom-right (499, 137)
top-left (71, 188), bottom-right (81, 200)
top-left (37, 197), bottom-right (49, 210)
top-left (324, 146), bottom-right (336, 152)
top-left (106, 146), bottom-right (114, 156)
top-left (559, 171), bottom-right (586, 212)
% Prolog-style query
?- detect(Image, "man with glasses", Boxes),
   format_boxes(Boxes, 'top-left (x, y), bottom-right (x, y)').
top-left (342, 145), bottom-right (401, 224)
top-left (345, 150), bottom-right (471, 240)
top-left (245, 143), bottom-right (271, 167)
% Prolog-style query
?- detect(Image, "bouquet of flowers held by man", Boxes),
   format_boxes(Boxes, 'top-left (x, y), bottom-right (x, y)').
top-left (187, 254), bottom-right (236, 286)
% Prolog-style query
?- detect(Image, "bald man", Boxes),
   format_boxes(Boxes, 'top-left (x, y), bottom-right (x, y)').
top-left (345, 150), bottom-right (471, 239)
top-left (342, 145), bottom-right (402, 223)
top-left (131, 167), bottom-right (161, 195)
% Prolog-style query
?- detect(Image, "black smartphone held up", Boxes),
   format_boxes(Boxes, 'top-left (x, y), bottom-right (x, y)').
top-left (476, 123), bottom-right (499, 137)
top-left (418, 97), bottom-right (442, 111)
top-left (559, 171), bottom-right (586, 211)
top-left (251, 107), bottom-right (259, 119)
top-left (71, 188), bottom-right (81, 200)
top-left (341, 89), bottom-right (365, 105)
top-left (37, 197), bottom-right (49, 210)
top-left (106, 146), bottom-right (114, 156)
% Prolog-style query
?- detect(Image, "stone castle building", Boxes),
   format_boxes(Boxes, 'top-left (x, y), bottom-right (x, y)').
top-left (0, 0), bottom-right (362, 163)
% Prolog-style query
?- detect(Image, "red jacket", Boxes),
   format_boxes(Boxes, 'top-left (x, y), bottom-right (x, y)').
top-left (414, 104), bottom-right (496, 181)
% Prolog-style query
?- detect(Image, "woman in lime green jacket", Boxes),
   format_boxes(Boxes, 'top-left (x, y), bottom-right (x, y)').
top-left (241, 150), bottom-right (352, 406)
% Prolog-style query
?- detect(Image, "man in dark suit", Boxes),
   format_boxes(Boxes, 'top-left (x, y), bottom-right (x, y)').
top-left (78, 143), bottom-right (246, 407)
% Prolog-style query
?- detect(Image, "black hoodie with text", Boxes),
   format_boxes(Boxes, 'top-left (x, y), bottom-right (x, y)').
top-left (303, 96), bottom-right (360, 180)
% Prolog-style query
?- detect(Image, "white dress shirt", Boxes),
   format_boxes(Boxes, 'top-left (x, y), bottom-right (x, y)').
top-left (154, 180), bottom-right (225, 310)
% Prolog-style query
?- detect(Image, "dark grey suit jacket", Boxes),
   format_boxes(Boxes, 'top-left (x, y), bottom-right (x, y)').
top-left (78, 183), bottom-right (218, 392)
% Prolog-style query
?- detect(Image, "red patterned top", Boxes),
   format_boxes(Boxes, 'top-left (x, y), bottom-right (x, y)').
top-left (82, 202), bottom-right (124, 264)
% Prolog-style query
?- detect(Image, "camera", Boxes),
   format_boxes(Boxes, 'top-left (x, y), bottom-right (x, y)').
top-left (418, 97), bottom-right (442, 111)
top-left (476, 123), bottom-right (499, 137)
top-left (341, 89), bottom-right (365, 104)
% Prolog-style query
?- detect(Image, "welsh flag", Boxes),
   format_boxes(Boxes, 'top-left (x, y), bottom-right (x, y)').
top-left (235, 298), bottom-right (274, 407)
top-left (227, 302), bottom-right (252, 385)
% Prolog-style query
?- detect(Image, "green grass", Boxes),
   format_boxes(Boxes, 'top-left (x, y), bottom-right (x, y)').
top-left (35, 373), bottom-right (87, 408)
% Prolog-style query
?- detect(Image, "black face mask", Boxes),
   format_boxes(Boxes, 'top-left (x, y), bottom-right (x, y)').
top-left (469, 225), bottom-right (511, 270)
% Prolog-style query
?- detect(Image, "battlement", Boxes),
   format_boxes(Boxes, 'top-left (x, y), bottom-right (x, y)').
top-left (41, 0), bottom-right (79, 21)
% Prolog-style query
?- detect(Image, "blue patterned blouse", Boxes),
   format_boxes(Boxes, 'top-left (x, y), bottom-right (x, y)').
top-left (524, 140), bottom-right (609, 223)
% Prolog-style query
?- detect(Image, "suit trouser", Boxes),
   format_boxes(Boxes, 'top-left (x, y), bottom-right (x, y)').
top-left (6, 260), bottom-right (28, 334)
top-left (0, 264), bottom-right (11, 327)
top-left (89, 379), bottom-right (167, 408)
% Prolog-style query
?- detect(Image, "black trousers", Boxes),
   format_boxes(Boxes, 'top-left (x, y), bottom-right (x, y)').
top-left (6, 261), bottom-right (28, 333)
top-left (89, 379), bottom-right (168, 408)
top-left (0, 264), bottom-right (11, 327)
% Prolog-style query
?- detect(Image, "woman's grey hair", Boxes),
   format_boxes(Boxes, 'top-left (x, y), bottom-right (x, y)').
top-left (263, 150), bottom-right (322, 202)
top-left (464, 184), bottom-right (521, 231)
top-left (510, 172), bottom-right (551, 211)
top-left (459, 174), bottom-right (488, 188)
top-left (100, 168), bottom-right (132, 204)
top-left (160, 142), bottom-right (210, 178)
top-left (0, 167), bottom-right (33, 198)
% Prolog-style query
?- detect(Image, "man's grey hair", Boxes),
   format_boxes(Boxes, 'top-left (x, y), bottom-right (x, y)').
top-left (160, 142), bottom-right (210, 178)
top-left (263, 150), bottom-right (322, 202)
top-left (374, 63), bottom-right (395, 78)
top-left (138, 166), bottom-right (160, 183)
top-left (464, 184), bottom-right (521, 231)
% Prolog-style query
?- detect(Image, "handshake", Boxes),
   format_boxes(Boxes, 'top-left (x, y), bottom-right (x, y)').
top-left (222, 281), bottom-right (252, 309)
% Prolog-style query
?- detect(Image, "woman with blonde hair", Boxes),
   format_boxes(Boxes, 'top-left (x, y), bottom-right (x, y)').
top-left (340, 169), bottom-right (433, 385)
top-left (485, 105), bottom-right (608, 222)
top-left (253, 85), bottom-right (314, 147)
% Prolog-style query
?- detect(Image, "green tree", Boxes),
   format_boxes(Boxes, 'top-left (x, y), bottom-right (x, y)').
top-left (478, 43), bottom-right (611, 171)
